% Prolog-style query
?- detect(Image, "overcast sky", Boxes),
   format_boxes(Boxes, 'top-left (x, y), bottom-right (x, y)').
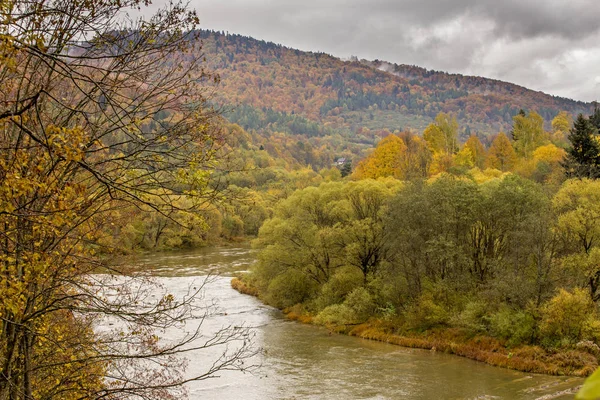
top-left (145, 0), bottom-right (599, 102)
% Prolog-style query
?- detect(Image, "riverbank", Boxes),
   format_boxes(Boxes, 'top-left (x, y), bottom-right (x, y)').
top-left (231, 278), bottom-right (599, 377)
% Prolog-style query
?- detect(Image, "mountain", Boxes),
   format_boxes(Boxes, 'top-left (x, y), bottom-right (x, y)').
top-left (197, 30), bottom-right (593, 140)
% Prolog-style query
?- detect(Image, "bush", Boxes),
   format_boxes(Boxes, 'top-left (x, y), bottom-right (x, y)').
top-left (404, 293), bottom-right (449, 331)
top-left (344, 287), bottom-right (375, 321)
top-left (314, 304), bottom-right (358, 326)
top-left (451, 300), bottom-right (490, 334)
top-left (539, 288), bottom-right (598, 346)
top-left (367, 272), bottom-right (409, 313)
top-left (489, 305), bottom-right (535, 346)
top-left (312, 266), bottom-right (363, 311)
top-left (265, 269), bottom-right (316, 309)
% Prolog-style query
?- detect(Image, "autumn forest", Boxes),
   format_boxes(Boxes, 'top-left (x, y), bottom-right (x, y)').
top-left (3, 2), bottom-right (600, 398)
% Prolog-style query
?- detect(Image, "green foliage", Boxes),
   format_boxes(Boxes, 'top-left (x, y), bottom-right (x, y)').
top-left (489, 306), bottom-right (536, 346)
top-left (313, 266), bottom-right (364, 311)
top-left (250, 172), bottom-right (600, 350)
top-left (404, 293), bottom-right (450, 330)
top-left (539, 289), bottom-right (597, 346)
top-left (344, 287), bottom-right (376, 321)
top-left (315, 304), bottom-right (359, 326)
top-left (222, 214), bottom-right (245, 239)
top-left (452, 300), bottom-right (490, 334)
top-left (564, 113), bottom-right (600, 179)
top-left (265, 269), bottom-right (317, 309)
top-left (577, 367), bottom-right (600, 400)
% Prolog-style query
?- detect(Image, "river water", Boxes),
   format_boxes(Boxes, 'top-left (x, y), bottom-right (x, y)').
top-left (127, 245), bottom-right (582, 400)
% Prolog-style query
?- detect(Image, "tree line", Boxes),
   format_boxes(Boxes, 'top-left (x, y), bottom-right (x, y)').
top-left (244, 106), bottom-right (600, 354)
top-left (248, 174), bottom-right (600, 349)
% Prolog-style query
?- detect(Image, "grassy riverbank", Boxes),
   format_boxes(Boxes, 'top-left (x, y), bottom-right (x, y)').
top-left (231, 277), bottom-right (599, 377)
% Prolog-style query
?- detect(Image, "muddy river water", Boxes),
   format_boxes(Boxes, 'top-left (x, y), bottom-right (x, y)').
top-left (127, 245), bottom-right (582, 399)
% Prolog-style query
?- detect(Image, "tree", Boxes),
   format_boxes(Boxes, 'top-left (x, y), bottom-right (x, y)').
top-left (0, 1), bottom-right (254, 398)
top-left (511, 110), bottom-right (547, 158)
top-left (342, 180), bottom-right (401, 282)
top-left (486, 132), bottom-right (517, 171)
top-left (463, 135), bottom-right (487, 169)
top-left (352, 135), bottom-right (406, 179)
top-left (396, 132), bottom-right (431, 180)
top-left (551, 111), bottom-right (572, 145)
top-left (531, 144), bottom-right (566, 184)
top-left (563, 114), bottom-right (600, 179)
top-left (423, 112), bottom-right (459, 155)
top-left (251, 180), bottom-right (402, 306)
top-left (340, 161), bottom-right (352, 178)
top-left (554, 179), bottom-right (600, 301)
top-left (552, 111), bottom-right (573, 134)
top-left (590, 105), bottom-right (600, 131)
top-left (253, 183), bottom-right (349, 290)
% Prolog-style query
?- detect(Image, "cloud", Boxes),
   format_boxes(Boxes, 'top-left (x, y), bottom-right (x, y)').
top-left (143, 0), bottom-right (600, 102)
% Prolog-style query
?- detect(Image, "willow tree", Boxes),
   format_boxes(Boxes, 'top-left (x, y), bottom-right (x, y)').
top-left (0, 1), bottom-right (253, 399)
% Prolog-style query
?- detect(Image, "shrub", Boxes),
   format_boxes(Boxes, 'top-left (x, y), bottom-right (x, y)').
top-left (404, 293), bottom-right (449, 331)
top-left (265, 269), bottom-right (316, 309)
top-left (313, 266), bottom-right (363, 311)
top-left (489, 305), bottom-right (535, 346)
top-left (451, 300), bottom-right (490, 334)
top-left (539, 288), bottom-right (598, 346)
top-left (314, 304), bottom-right (358, 326)
top-left (367, 272), bottom-right (409, 312)
top-left (344, 287), bottom-right (376, 321)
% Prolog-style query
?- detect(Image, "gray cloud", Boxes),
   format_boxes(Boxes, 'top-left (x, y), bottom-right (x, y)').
top-left (145, 0), bottom-right (600, 102)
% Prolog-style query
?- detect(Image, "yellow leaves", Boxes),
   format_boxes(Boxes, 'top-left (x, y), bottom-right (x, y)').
top-left (552, 111), bottom-right (572, 134)
top-left (554, 179), bottom-right (600, 262)
top-left (533, 143), bottom-right (565, 164)
top-left (454, 146), bottom-right (475, 169)
top-left (423, 112), bottom-right (459, 155)
top-left (512, 110), bottom-right (548, 157)
top-left (486, 132), bottom-right (516, 172)
top-left (46, 125), bottom-right (86, 162)
top-left (428, 152), bottom-right (454, 175)
top-left (352, 134), bottom-right (406, 180)
top-left (540, 288), bottom-right (596, 342)
top-left (423, 123), bottom-right (446, 154)
top-left (463, 135), bottom-right (486, 169)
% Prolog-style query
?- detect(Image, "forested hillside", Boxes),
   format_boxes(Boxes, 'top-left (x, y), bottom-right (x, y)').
top-left (198, 30), bottom-right (593, 141)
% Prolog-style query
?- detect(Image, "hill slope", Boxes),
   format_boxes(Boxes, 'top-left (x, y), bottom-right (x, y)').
top-left (198, 30), bottom-right (593, 140)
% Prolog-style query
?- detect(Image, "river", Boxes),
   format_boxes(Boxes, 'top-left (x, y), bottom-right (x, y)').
top-left (126, 245), bottom-right (582, 400)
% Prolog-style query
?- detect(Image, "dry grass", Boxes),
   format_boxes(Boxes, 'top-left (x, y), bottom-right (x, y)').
top-left (346, 322), bottom-right (597, 376)
top-left (230, 277), bottom-right (259, 297)
top-left (283, 305), bottom-right (314, 324)
top-left (277, 313), bottom-right (598, 377)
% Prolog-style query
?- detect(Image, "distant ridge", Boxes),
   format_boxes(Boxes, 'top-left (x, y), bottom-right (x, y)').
top-left (197, 29), bottom-right (593, 139)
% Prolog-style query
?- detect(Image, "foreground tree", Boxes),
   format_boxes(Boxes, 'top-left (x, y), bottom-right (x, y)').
top-left (0, 1), bottom-right (254, 398)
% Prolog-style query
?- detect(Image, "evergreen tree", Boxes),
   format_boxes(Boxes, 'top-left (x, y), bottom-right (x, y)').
top-left (341, 161), bottom-right (352, 177)
top-left (563, 114), bottom-right (600, 178)
top-left (590, 104), bottom-right (600, 131)
top-left (511, 109), bottom-right (527, 141)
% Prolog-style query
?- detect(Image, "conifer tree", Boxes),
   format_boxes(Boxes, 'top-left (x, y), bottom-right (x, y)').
top-left (590, 105), bottom-right (600, 131)
top-left (563, 114), bottom-right (600, 178)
